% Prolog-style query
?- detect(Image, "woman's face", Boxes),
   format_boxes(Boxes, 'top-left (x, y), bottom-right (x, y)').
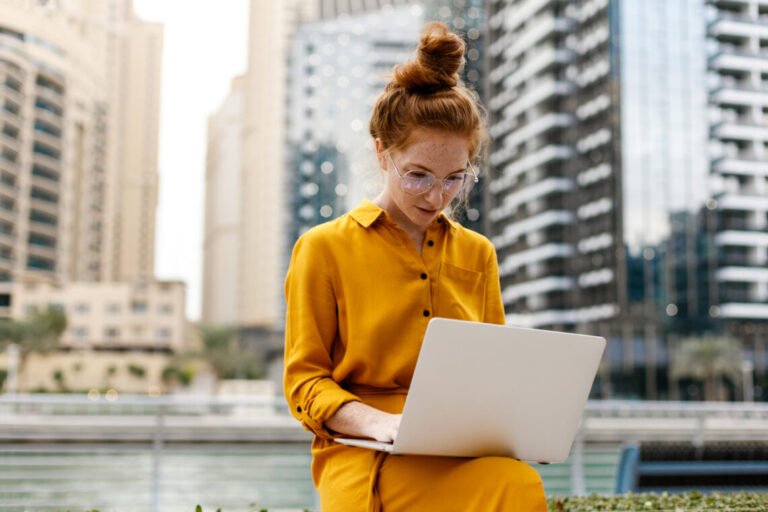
top-left (376, 127), bottom-right (471, 232)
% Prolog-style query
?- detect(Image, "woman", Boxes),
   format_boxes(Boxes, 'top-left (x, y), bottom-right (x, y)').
top-left (284, 22), bottom-right (548, 512)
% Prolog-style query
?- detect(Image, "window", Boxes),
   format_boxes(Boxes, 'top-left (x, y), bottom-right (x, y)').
top-left (158, 303), bottom-right (173, 315)
top-left (131, 300), bottom-right (148, 313)
top-left (74, 303), bottom-right (89, 314)
top-left (156, 328), bottom-right (172, 340)
top-left (72, 327), bottom-right (88, 338)
top-left (47, 302), bottom-right (64, 312)
top-left (104, 327), bottom-right (120, 339)
top-left (105, 303), bottom-right (120, 314)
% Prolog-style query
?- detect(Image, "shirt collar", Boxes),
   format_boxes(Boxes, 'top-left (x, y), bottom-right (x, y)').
top-left (349, 199), bottom-right (459, 231)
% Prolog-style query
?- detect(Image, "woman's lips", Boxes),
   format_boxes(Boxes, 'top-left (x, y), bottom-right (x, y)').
top-left (417, 207), bottom-right (438, 214)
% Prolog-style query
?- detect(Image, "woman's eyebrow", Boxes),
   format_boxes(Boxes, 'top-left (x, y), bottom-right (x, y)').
top-left (407, 162), bottom-right (468, 175)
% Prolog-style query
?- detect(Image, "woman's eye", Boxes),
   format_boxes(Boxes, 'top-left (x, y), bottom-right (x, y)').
top-left (446, 175), bottom-right (465, 182)
top-left (406, 171), bottom-right (429, 179)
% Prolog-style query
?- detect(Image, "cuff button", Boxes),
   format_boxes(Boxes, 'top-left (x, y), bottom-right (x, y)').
top-left (296, 405), bottom-right (302, 413)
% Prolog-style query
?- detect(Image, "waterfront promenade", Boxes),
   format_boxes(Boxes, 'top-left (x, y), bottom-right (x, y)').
top-left (1, 394), bottom-right (767, 511)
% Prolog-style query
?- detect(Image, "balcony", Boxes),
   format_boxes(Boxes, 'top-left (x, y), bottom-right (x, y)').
top-left (32, 152), bottom-right (61, 172)
top-left (709, 50), bottom-right (768, 73)
top-left (501, 113), bottom-right (573, 153)
top-left (711, 84), bottom-right (768, 107)
top-left (27, 220), bottom-right (58, 238)
top-left (493, 80), bottom-right (574, 137)
top-left (712, 121), bottom-right (768, 141)
top-left (718, 302), bottom-right (768, 320)
top-left (709, 16), bottom-right (768, 39)
top-left (31, 175), bottom-right (60, 196)
top-left (492, 210), bottom-right (575, 249)
top-left (30, 198), bottom-right (59, 217)
top-left (34, 108), bottom-right (62, 130)
top-left (717, 189), bottom-right (768, 210)
top-left (716, 266), bottom-right (768, 283)
top-left (33, 131), bottom-right (62, 153)
top-left (716, 230), bottom-right (768, 247)
top-left (502, 15), bottom-right (575, 63)
top-left (27, 243), bottom-right (57, 261)
top-left (0, 108), bottom-right (21, 131)
top-left (0, 132), bottom-right (20, 153)
top-left (2, 84), bottom-right (24, 106)
top-left (490, 178), bottom-right (573, 222)
top-left (491, 145), bottom-right (574, 193)
top-left (712, 154), bottom-right (767, 176)
top-left (496, 47), bottom-right (574, 89)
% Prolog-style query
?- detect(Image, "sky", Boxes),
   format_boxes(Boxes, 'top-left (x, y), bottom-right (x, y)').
top-left (133, 0), bottom-right (250, 321)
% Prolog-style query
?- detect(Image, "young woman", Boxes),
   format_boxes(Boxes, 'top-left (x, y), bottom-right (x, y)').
top-left (284, 22), bottom-right (548, 512)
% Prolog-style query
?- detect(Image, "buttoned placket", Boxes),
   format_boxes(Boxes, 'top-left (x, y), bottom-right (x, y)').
top-left (378, 214), bottom-right (445, 321)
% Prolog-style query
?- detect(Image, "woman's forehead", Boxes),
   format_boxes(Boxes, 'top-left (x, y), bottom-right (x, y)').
top-left (399, 130), bottom-right (470, 168)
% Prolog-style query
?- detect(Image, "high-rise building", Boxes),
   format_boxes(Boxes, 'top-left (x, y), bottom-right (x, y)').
top-left (202, 76), bottom-right (245, 325)
top-left (486, 0), bottom-right (767, 399)
top-left (707, 0), bottom-right (768, 357)
top-left (285, 5), bottom-right (422, 243)
top-left (0, 0), bottom-right (162, 299)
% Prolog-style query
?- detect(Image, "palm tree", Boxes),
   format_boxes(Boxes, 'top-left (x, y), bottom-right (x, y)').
top-left (0, 306), bottom-right (67, 392)
top-left (670, 336), bottom-right (743, 401)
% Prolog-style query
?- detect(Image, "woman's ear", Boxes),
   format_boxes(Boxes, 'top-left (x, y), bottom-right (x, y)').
top-left (374, 138), bottom-right (388, 171)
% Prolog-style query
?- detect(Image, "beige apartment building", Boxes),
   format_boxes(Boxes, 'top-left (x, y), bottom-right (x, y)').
top-left (3, 278), bottom-right (187, 392)
top-left (0, 0), bottom-right (162, 295)
top-left (203, 1), bottom-right (315, 328)
top-left (11, 278), bottom-right (186, 352)
top-left (203, 76), bottom-right (245, 325)
top-left (205, 0), bottom-right (417, 328)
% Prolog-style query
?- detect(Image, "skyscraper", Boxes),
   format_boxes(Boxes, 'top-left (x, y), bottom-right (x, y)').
top-left (0, 0), bottom-right (162, 307)
top-left (486, 0), bottom-right (767, 399)
top-left (202, 76), bottom-right (245, 326)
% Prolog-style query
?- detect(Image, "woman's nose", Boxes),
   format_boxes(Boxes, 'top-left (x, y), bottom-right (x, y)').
top-left (425, 182), bottom-right (444, 205)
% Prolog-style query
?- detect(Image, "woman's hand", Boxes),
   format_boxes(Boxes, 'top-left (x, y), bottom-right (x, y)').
top-left (325, 401), bottom-right (402, 442)
top-left (369, 412), bottom-right (401, 443)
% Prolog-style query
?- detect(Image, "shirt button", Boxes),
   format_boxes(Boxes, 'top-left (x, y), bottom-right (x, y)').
top-left (437, 218), bottom-right (443, 223)
top-left (427, 240), bottom-right (434, 247)
top-left (423, 310), bottom-right (430, 317)
top-left (296, 405), bottom-right (302, 413)
top-left (420, 273), bottom-right (428, 280)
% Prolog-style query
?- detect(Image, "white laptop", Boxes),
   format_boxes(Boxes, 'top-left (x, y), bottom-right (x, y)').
top-left (334, 318), bottom-right (605, 463)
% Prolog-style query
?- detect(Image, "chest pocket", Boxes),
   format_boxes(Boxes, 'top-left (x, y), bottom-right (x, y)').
top-left (436, 261), bottom-right (486, 322)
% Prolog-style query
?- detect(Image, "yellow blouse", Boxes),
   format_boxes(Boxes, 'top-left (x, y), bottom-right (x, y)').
top-left (283, 199), bottom-right (510, 510)
top-left (284, 199), bottom-right (505, 437)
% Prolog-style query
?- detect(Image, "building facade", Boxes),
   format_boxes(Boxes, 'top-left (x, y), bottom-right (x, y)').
top-left (486, 0), bottom-right (768, 399)
top-left (0, 0), bottom-right (163, 296)
top-left (10, 278), bottom-right (187, 353)
top-left (202, 76), bottom-right (245, 325)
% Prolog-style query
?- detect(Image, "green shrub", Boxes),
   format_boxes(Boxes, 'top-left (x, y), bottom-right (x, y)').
top-left (548, 492), bottom-right (768, 511)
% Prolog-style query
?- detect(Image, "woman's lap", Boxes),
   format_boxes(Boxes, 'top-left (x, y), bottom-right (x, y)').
top-left (377, 454), bottom-right (547, 511)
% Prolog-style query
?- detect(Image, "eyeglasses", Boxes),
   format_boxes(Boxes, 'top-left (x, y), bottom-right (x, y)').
top-left (387, 153), bottom-right (479, 196)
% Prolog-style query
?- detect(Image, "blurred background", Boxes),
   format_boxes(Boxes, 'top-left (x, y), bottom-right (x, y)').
top-left (0, 0), bottom-right (767, 510)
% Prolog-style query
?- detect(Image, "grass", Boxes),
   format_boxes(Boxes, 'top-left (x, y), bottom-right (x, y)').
top-left (548, 492), bottom-right (768, 511)
top-left (185, 493), bottom-right (768, 511)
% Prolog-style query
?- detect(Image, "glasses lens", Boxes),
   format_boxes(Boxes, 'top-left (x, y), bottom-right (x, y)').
top-left (402, 171), bottom-right (434, 195)
top-left (443, 173), bottom-right (470, 195)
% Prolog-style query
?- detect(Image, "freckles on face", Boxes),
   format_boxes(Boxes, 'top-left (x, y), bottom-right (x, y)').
top-left (387, 128), bottom-right (471, 223)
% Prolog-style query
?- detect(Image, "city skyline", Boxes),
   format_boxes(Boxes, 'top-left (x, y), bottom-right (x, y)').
top-left (133, 0), bottom-right (249, 321)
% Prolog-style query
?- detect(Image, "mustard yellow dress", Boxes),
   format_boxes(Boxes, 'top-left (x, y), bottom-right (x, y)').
top-left (284, 199), bottom-right (547, 512)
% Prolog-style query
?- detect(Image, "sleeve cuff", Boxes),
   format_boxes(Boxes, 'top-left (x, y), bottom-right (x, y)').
top-left (293, 385), bottom-right (360, 439)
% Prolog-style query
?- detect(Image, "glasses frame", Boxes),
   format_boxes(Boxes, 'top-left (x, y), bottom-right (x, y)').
top-left (387, 152), bottom-right (479, 196)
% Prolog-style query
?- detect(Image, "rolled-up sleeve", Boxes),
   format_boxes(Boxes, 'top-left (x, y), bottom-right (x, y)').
top-left (283, 231), bottom-right (360, 439)
top-left (483, 244), bottom-right (506, 325)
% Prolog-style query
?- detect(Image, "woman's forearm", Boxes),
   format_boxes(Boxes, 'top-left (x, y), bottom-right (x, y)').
top-left (325, 401), bottom-right (401, 442)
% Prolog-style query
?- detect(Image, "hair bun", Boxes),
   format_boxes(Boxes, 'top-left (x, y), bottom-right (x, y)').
top-left (393, 22), bottom-right (465, 94)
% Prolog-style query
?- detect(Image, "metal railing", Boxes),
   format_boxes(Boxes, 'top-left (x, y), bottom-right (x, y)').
top-left (2, 395), bottom-right (768, 510)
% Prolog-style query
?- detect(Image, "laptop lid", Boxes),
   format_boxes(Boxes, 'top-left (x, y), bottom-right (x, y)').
top-left (390, 318), bottom-right (605, 462)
